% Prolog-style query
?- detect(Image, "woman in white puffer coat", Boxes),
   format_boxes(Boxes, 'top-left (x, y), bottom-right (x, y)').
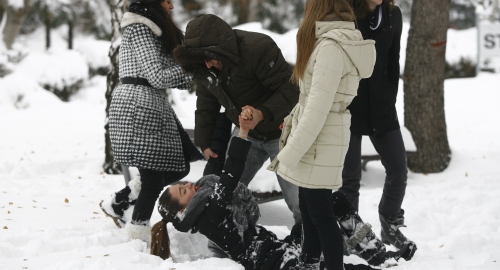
top-left (268, 0), bottom-right (376, 268)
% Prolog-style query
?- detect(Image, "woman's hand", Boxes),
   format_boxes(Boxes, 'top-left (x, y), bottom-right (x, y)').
top-left (279, 122), bottom-right (284, 130)
top-left (239, 106), bottom-right (263, 130)
top-left (238, 115), bottom-right (250, 139)
top-left (203, 148), bottom-right (218, 160)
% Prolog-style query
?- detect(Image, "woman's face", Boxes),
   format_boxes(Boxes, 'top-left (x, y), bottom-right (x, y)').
top-left (365, 0), bottom-right (383, 12)
top-left (169, 182), bottom-right (200, 210)
top-left (161, 0), bottom-right (174, 13)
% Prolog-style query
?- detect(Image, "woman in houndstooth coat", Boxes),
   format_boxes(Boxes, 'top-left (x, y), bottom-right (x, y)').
top-left (100, 0), bottom-right (202, 243)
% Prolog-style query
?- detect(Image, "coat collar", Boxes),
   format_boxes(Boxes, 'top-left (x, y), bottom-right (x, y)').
top-left (120, 12), bottom-right (162, 37)
top-left (315, 21), bottom-right (356, 38)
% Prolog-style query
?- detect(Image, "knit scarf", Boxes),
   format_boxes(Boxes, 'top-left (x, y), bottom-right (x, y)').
top-left (174, 174), bottom-right (260, 242)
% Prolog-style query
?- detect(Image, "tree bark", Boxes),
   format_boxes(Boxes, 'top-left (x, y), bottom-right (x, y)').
top-left (104, 0), bottom-right (127, 174)
top-left (45, 4), bottom-right (50, 49)
top-left (403, 0), bottom-right (451, 173)
top-left (68, 20), bottom-right (73, 50)
top-left (1, 0), bottom-right (34, 49)
top-left (235, 0), bottom-right (250, 25)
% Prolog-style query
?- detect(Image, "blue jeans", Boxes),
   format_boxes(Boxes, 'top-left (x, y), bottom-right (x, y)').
top-left (231, 127), bottom-right (302, 223)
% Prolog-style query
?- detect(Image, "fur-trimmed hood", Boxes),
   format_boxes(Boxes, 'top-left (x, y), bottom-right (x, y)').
top-left (173, 14), bottom-right (242, 74)
top-left (121, 12), bottom-right (162, 37)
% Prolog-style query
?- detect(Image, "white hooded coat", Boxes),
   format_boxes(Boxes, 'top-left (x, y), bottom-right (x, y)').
top-left (268, 20), bottom-right (376, 189)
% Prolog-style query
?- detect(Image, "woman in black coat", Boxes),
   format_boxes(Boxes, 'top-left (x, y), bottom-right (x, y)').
top-left (100, 0), bottom-right (202, 242)
top-left (150, 115), bottom-right (415, 269)
top-left (340, 0), bottom-right (416, 251)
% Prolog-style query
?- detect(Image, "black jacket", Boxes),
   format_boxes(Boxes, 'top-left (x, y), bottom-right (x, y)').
top-left (348, 5), bottom-right (403, 135)
top-left (173, 14), bottom-right (299, 149)
top-left (175, 137), bottom-right (300, 270)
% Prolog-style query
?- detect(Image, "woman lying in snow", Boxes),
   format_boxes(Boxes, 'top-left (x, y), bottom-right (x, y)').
top-left (149, 114), bottom-right (416, 269)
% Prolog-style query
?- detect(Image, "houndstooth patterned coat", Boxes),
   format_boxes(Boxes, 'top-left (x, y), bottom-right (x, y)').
top-left (109, 12), bottom-right (192, 171)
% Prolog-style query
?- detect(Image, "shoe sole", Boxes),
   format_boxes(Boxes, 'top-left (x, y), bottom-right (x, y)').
top-left (99, 200), bottom-right (124, 228)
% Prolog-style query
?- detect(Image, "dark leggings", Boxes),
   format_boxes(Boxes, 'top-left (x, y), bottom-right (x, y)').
top-left (339, 130), bottom-right (407, 217)
top-left (132, 162), bottom-right (190, 224)
top-left (299, 187), bottom-right (344, 270)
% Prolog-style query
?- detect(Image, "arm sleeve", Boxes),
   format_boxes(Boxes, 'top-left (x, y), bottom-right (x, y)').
top-left (219, 137), bottom-right (252, 192)
top-left (252, 38), bottom-right (299, 122)
top-left (130, 24), bottom-right (192, 90)
top-left (203, 112), bottom-right (233, 176)
top-left (194, 78), bottom-right (222, 148)
top-left (277, 44), bottom-right (344, 169)
top-left (387, 7), bottom-right (402, 89)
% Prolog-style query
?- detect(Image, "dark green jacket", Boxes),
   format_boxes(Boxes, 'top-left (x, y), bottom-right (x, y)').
top-left (173, 14), bottom-right (299, 149)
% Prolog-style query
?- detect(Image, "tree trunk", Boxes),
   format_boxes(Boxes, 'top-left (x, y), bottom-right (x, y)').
top-left (1, 0), bottom-right (34, 49)
top-left (235, 0), bottom-right (250, 25)
top-left (45, 4), bottom-right (50, 49)
top-left (104, 0), bottom-right (127, 174)
top-left (68, 20), bottom-right (73, 50)
top-left (403, 0), bottom-right (451, 173)
top-left (247, 0), bottom-right (259, 22)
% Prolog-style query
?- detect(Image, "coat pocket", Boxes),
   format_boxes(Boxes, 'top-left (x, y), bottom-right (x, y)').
top-left (133, 89), bottom-right (166, 135)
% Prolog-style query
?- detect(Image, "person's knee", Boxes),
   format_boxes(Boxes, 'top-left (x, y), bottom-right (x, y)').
top-left (309, 214), bottom-right (336, 227)
top-left (140, 179), bottom-right (164, 196)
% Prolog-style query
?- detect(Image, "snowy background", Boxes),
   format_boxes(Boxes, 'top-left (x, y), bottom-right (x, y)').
top-left (1, 19), bottom-right (499, 270)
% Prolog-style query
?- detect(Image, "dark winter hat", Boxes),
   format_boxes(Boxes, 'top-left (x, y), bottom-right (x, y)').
top-left (129, 0), bottom-right (159, 4)
top-left (173, 14), bottom-right (242, 74)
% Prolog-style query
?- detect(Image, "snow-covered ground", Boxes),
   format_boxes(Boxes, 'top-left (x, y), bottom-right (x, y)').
top-left (1, 22), bottom-right (499, 269)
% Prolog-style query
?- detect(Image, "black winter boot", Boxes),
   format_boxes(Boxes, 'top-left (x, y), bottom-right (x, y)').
top-left (332, 192), bottom-right (413, 266)
top-left (379, 210), bottom-right (413, 248)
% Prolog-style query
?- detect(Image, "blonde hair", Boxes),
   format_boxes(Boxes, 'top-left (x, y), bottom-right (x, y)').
top-left (291, 0), bottom-right (355, 83)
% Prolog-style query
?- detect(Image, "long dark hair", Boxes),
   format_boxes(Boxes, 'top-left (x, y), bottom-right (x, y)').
top-left (352, 0), bottom-right (395, 19)
top-left (129, 1), bottom-right (184, 54)
top-left (150, 187), bottom-right (183, 260)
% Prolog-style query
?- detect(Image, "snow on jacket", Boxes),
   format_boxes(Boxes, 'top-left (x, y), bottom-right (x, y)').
top-left (268, 20), bottom-right (376, 189)
top-left (175, 137), bottom-right (302, 270)
top-left (109, 12), bottom-right (192, 171)
top-left (173, 14), bottom-right (299, 149)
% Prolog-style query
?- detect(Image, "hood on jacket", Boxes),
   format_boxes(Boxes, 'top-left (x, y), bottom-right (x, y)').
top-left (173, 14), bottom-right (242, 74)
top-left (315, 21), bottom-right (376, 79)
top-left (120, 12), bottom-right (162, 37)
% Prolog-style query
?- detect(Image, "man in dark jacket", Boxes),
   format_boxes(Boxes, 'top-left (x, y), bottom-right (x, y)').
top-left (173, 14), bottom-right (301, 223)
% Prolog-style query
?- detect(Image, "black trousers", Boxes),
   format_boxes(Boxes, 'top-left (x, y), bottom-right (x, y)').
top-left (132, 162), bottom-right (190, 224)
top-left (339, 129), bottom-right (407, 218)
top-left (299, 187), bottom-right (344, 270)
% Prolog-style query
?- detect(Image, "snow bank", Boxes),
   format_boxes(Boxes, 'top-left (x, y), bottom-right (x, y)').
top-left (0, 72), bottom-right (62, 109)
top-left (17, 50), bottom-right (88, 91)
top-left (76, 38), bottom-right (111, 70)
